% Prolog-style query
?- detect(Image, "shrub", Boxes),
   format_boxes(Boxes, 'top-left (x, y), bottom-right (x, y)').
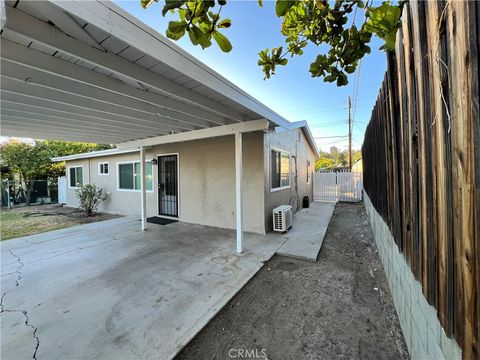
top-left (75, 184), bottom-right (107, 216)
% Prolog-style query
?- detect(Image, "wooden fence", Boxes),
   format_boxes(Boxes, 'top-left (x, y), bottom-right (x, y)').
top-left (362, 1), bottom-right (479, 358)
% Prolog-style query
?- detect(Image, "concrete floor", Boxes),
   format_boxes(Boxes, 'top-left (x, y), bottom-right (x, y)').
top-left (1, 217), bottom-right (285, 360)
top-left (176, 203), bottom-right (408, 360)
top-left (276, 201), bottom-right (335, 261)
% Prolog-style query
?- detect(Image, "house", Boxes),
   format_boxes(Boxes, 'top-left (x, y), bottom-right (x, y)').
top-left (351, 158), bottom-right (363, 173)
top-left (54, 121), bottom-right (318, 235)
top-left (1, 0), bottom-right (318, 253)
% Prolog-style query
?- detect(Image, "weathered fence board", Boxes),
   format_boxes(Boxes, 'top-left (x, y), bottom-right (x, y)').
top-left (362, 1), bottom-right (479, 357)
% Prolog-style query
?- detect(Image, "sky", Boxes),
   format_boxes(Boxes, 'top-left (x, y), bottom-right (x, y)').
top-left (114, 0), bottom-right (387, 152)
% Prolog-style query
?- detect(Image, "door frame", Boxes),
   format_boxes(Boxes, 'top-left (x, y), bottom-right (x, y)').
top-left (156, 152), bottom-right (180, 219)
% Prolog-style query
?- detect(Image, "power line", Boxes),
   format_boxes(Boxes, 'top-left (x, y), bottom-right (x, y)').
top-left (354, 122), bottom-right (365, 132)
top-left (281, 99), bottom-right (350, 113)
top-left (314, 135), bottom-right (348, 139)
top-left (351, 59), bottom-right (362, 128)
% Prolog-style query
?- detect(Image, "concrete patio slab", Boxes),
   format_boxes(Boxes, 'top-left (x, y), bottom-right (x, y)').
top-left (1, 217), bottom-right (284, 360)
top-left (275, 201), bottom-right (335, 261)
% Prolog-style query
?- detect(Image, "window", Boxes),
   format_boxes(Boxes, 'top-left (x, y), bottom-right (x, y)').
top-left (307, 160), bottom-right (311, 184)
top-left (99, 162), bottom-right (109, 175)
top-left (271, 149), bottom-right (290, 190)
top-left (69, 166), bottom-right (83, 188)
top-left (118, 161), bottom-right (152, 191)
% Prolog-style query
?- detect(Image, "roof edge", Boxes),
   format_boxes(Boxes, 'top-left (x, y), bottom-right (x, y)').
top-left (288, 121), bottom-right (319, 158)
top-left (52, 147), bottom-right (138, 162)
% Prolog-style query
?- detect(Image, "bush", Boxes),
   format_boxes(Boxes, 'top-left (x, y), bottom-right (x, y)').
top-left (75, 184), bottom-right (107, 216)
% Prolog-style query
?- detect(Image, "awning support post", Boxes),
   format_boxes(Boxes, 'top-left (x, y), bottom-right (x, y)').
top-left (235, 132), bottom-right (243, 253)
top-left (140, 146), bottom-right (147, 231)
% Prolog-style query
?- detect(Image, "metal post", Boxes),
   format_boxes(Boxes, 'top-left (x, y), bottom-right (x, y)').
top-left (348, 96), bottom-right (352, 170)
top-left (235, 132), bottom-right (243, 253)
top-left (7, 180), bottom-right (11, 209)
top-left (140, 146), bottom-right (147, 231)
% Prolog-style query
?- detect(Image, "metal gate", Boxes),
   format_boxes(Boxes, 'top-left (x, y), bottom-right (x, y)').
top-left (314, 171), bottom-right (363, 202)
top-left (158, 154), bottom-right (179, 217)
top-left (58, 176), bottom-right (67, 204)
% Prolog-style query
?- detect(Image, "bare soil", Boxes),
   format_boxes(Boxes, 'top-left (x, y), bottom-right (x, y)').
top-left (0, 204), bottom-right (121, 240)
top-left (176, 203), bottom-right (409, 360)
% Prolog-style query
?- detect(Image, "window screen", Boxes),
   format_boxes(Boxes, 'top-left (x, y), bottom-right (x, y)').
top-left (99, 163), bottom-right (109, 175)
top-left (271, 150), bottom-right (290, 189)
top-left (119, 163), bottom-right (134, 189)
top-left (118, 161), bottom-right (152, 191)
top-left (69, 167), bottom-right (83, 187)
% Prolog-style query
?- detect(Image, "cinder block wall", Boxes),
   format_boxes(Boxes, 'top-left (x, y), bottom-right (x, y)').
top-left (363, 192), bottom-right (461, 360)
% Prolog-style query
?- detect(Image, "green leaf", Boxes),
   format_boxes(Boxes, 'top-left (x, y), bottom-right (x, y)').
top-left (345, 65), bottom-right (356, 74)
top-left (336, 73), bottom-right (348, 86)
top-left (217, 19), bottom-right (232, 28)
top-left (258, 49), bottom-right (269, 62)
top-left (188, 28), bottom-right (199, 46)
top-left (140, 0), bottom-right (156, 9)
top-left (323, 74), bottom-right (336, 82)
top-left (168, 20), bottom-right (187, 33)
top-left (192, 26), bottom-right (212, 48)
top-left (213, 31), bottom-right (232, 52)
top-left (258, 0), bottom-right (263, 7)
top-left (166, 20), bottom-right (187, 40)
top-left (162, 0), bottom-right (185, 16)
top-left (275, 0), bottom-right (295, 17)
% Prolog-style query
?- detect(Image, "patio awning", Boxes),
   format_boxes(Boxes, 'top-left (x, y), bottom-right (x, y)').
top-left (0, 0), bottom-right (319, 253)
top-left (0, 0), bottom-right (294, 144)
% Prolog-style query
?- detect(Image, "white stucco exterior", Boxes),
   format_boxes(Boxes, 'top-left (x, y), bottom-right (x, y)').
top-left (62, 128), bottom-right (317, 234)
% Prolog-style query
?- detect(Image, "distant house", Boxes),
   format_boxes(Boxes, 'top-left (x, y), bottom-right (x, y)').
top-left (54, 121), bottom-right (318, 235)
top-left (351, 158), bottom-right (363, 173)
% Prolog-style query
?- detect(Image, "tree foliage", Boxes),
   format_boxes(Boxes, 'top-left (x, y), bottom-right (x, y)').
top-left (0, 140), bottom-right (52, 205)
top-left (38, 140), bottom-right (114, 180)
top-left (140, 0), bottom-right (402, 86)
top-left (315, 148), bottom-right (361, 170)
top-left (0, 140), bottom-right (114, 204)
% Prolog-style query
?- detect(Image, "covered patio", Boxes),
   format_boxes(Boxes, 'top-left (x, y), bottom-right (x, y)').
top-left (1, 216), bottom-right (285, 359)
top-left (0, 0), bottom-right (294, 253)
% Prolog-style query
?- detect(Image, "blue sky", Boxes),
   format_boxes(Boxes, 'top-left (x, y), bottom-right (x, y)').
top-left (115, 0), bottom-right (387, 152)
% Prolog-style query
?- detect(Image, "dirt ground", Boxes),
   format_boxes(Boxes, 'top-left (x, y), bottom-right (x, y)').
top-left (176, 203), bottom-right (409, 360)
top-left (0, 204), bottom-right (121, 240)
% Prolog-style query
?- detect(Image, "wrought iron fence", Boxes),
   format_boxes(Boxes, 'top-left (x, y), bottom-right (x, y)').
top-left (1, 180), bottom-right (58, 208)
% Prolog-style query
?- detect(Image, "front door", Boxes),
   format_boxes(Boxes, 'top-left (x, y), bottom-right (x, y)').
top-left (158, 154), bottom-right (178, 217)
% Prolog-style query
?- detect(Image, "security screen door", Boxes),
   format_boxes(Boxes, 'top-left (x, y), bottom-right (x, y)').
top-left (157, 155), bottom-right (178, 217)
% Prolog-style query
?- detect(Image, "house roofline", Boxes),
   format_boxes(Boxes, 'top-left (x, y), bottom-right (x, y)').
top-left (285, 121), bottom-right (319, 158)
top-left (52, 148), bottom-right (138, 162)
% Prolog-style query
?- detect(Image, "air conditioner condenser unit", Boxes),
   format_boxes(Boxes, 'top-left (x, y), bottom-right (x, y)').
top-left (273, 205), bottom-right (293, 232)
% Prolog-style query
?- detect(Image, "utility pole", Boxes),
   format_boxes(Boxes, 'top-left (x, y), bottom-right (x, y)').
top-left (348, 96), bottom-right (352, 170)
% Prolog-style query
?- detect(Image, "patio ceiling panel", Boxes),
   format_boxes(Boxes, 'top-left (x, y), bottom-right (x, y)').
top-left (1, 40), bottom-right (229, 127)
top-left (1, 0), bottom-right (293, 144)
top-left (0, 75), bottom-right (198, 132)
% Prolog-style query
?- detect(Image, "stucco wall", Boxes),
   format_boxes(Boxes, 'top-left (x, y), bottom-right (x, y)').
top-left (263, 128), bottom-right (316, 232)
top-left (65, 132), bottom-right (266, 234)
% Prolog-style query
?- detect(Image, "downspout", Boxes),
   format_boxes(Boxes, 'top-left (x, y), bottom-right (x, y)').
top-left (88, 159), bottom-right (91, 184)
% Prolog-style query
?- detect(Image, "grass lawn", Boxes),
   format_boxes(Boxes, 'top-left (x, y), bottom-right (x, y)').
top-left (1, 204), bottom-right (121, 240)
